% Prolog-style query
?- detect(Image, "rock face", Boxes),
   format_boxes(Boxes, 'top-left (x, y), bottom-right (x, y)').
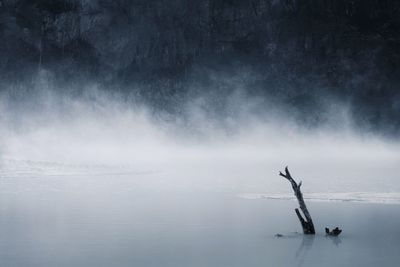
top-left (1, 1), bottom-right (400, 134)
top-left (2, 0), bottom-right (399, 76)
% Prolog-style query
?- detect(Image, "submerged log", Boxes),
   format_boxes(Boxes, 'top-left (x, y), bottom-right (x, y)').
top-left (279, 167), bottom-right (315, 235)
top-left (325, 227), bottom-right (342, 236)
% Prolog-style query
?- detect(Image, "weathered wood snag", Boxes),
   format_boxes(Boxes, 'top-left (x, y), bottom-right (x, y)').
top-left (279, 166), bottom-right (315, 235)
top-left (325, 227), bottom-right (342, 236)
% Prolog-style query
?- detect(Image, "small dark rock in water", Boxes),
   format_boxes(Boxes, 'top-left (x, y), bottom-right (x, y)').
top-left (325, 227), bottom-right (342, 236)
top-left (275, 233), bottom-right (283, 238)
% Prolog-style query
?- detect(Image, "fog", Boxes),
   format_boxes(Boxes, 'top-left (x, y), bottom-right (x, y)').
top-left (1, 77), bottom-right (400, 267)
top-left (1, 75), bottom-right (399, 196)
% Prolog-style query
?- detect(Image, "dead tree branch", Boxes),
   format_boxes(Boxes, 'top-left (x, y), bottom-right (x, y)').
top-left (279, 166), bottom-right (315, 234)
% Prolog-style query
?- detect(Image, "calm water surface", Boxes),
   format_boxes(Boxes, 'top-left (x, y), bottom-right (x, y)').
top-left (1, 174), bottom-right (400, 267)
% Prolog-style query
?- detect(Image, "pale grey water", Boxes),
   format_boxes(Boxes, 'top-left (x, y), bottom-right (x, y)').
top-left (1, 173), bottom-right (400, 267)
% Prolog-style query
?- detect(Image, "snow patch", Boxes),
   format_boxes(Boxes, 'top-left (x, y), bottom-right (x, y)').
top-left (238, 192), bottom-right (400, 205)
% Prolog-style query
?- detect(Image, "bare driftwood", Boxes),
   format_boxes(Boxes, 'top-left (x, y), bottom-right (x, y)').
top-left (279, 167), bottom-right (315, 234)
top-left (325, 227), bottom-right (342, 236)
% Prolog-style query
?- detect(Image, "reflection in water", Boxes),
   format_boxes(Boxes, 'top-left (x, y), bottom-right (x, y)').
top-left (327, 235), bottom-right (342, 246)
top-left (295, 235), bottom-right (315, 267)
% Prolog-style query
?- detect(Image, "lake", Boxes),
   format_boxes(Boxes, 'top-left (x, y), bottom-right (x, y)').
top-left (1, 170), bottom-right (400, 267)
